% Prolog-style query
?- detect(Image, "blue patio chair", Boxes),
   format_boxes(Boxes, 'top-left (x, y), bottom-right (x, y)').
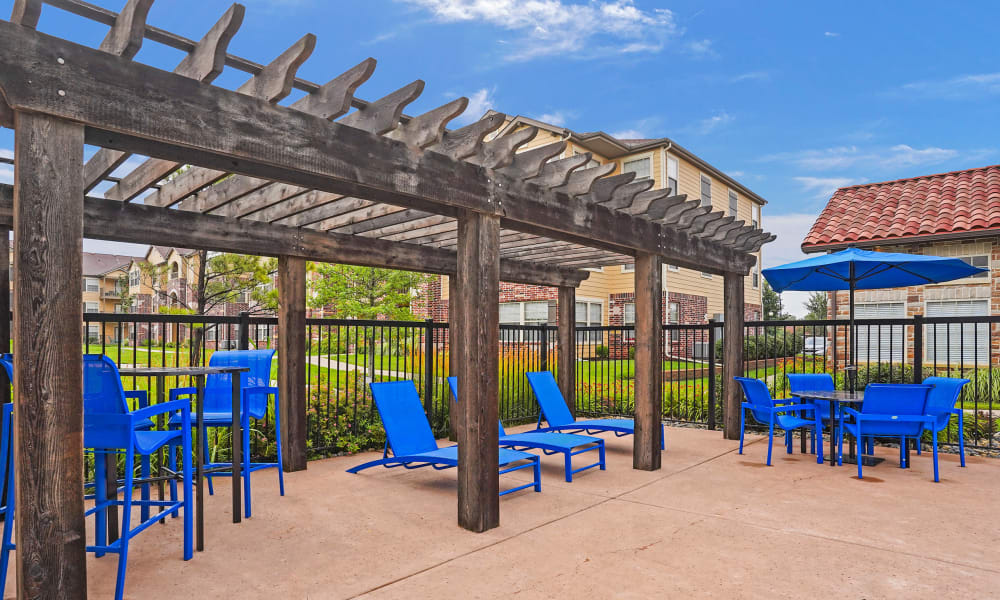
top-left (525, 371), bottom-right (664, 450)
top-left (348, 380), bottom-right (541, 496)
top-left (837, 383), bottom-right (938, 481)
top-left (169, 349), bottom-right (283, 518)
top-left (447, 377), bottom-right (605, 482)
top-left (83, 354), bottom-right (193, 600)
top-left (0, 358), bottom-right (14, 600)
top-left (787, 373), bottom-right (836, 454)
top-left (916, 376), bottom-right (970, 468)
top-left (734, 377), bottom-right (824, 466)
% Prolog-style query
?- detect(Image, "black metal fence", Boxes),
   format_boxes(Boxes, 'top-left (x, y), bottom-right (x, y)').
top-left (78, 312), bottom-right (999, 458)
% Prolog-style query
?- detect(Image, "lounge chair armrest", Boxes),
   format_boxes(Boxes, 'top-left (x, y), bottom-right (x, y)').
top-left (124, 390), bottom-right (148, 409)
top-left (131, 399), bottom-right (191, 421)
top-left (169, 386), bottom-right (198, 401)
top-left (853, 413), bottom-right (931, 423)
top-left (242, 385), bottom-right (278, 397)
top-left (842, 407), bottom-right (862, 419)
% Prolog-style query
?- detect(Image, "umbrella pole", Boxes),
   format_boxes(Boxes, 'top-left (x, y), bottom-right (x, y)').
top-left (848, 262), bottom-right (857, 392)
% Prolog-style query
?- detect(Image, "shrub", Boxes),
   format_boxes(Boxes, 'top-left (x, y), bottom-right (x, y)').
top-left (627, 347), bottom-right (636, 360)
top-left (714, 331), bottom-right (805, 361)
top-left (594, 345), bottom-right (610, 359)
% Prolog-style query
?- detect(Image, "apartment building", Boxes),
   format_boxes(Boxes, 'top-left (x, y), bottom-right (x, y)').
top-left (416, 114), bottom-right (767, 338)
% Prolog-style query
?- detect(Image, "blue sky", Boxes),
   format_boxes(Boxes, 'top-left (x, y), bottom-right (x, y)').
top-left (1, 0), bottom-right (998, 314)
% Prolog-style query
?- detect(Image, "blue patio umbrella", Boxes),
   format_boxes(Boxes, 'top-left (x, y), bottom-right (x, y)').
top-left (762, 247), bottom-right (986, 389)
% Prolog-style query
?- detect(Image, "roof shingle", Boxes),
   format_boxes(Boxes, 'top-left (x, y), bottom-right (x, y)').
top-left (802, 164), bottom-right (1000, 250)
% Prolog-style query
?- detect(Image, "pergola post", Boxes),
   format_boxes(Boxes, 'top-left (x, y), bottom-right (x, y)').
top-left (722, 271), bottom-right (745, 440)
top-left (557, 286), bottom-right (576, 417)
top-left (447, 275), bottom-right (460, 442)
top-left (13, 112), bottom-right (88, 598)
top-left (455, 210), bottom-right (500, 532)
top-left (633, 252), bottom-right (663, 471)
top-left (277, 255), bottom-right (307, 471)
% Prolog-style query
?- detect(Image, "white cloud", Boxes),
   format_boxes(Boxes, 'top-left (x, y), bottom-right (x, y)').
top-left (793, 176), bottom-right (864, 200)
top-left (761, 144), bottom-right (959, 171)
top-left (898, 72), bottom-right (1000, 100)
top-left (760, 212), bottom-right (827, 317)
top-left (731, 71), bottom-right (770, 83)
top-left (729, 170), bottom-right (745, 177)
top-left (610, 128), bottom-right (646, 139)
top-left (684, 38), bottom-right (716, 58)
top-left (691, 110), bottom-right (733, 134)
top-left (0, 165), bottom-right (12, 184)
top-left (401, 0), bottom-right (678, 62)
top-left (824, 31), bottom-right (839, 37)
top-left (0, 149), bottom-right (11, 160)
top-left (454, 87), bottom-right (496, 125)
top-left (537, 111), bottom-right (569, 126)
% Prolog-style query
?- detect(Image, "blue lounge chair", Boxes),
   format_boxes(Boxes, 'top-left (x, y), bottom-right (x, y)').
top-left (348, 380), bottom-right (541, 496)
top-left (734, 377), bottom-right (824, 466)
top-left (447, 377), bottom-right (605, 482)
top-left (525, 371), bottom-right (664, 450)
top-left (84, 355), bottom-right (194, 600)
top-left (837, 383), bottom-right (938, 481)
top-left (916, 376), bottom-right (970, 468)
top-left (170, 349), bottom-right (283, 518)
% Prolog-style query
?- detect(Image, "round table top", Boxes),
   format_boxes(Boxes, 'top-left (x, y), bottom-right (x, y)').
top-left (791, 389), bottom-right (864, 403)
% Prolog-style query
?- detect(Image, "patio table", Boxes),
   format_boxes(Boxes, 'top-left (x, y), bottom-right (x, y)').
top-left (118, 365), bottom-right (249, 552)
top-left (789, 389), bottom-right (864, 467)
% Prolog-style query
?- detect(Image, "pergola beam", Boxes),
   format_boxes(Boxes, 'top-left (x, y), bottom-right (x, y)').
top-left (0, 185), bottom-right (589, 288)
top-left (0, 21), bottom-right (757, 275)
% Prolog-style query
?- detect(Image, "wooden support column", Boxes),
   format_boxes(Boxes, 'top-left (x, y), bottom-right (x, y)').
top-left (447, 275), bottom-right (460, 442)
top-left (277, 255), bottom-right (307, 471)
top-left (455, 210), bottom-right (500, 532)
top-left (13, 113), bottom-right (88, 598)
top-left (722, 272), bottom-right (745, 440)
top-left (557, 286), bottom-right (576, 417)
top-left (633, 252), bottom-right (663, 471)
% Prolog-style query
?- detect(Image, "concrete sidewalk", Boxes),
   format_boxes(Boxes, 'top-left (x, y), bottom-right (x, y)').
top-left (34, 426), bottom-right (996, 599)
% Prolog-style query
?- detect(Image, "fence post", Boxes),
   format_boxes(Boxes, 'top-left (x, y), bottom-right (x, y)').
top-left (707, 318), bottom-right (716, 431)
top-left (912, 313), bottom-right (923, 384)
top-left (423, 318), bottom-right (434, 420)
top-left (540, 326), bottom-right (549, 372)
top-left (237, 311), bottom-right (250, 350)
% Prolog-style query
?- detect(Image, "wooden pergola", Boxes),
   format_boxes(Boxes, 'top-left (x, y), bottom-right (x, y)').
top-left (0, 1), bottom-right (773, 596)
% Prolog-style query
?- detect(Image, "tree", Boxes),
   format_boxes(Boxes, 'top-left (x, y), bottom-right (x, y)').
top-left (308, 264), bottom-right (429, 319)
top-left (804, 291), bottom-right (829, 321)
top-left (761, 280), bottom-right (793, 320)
top-left (142, 251), bottom-right (277, 363)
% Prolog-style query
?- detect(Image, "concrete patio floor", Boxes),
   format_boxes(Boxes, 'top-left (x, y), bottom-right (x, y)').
top-left (11, 426), bottom-right (997, 599)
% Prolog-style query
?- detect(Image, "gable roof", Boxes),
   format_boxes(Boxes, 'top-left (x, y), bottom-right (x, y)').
top-left (82, 253), bottom-right (142, 277)
top-left (802, 164), bottom-right (1000, 252)
top-left (487, 111), bottom-right (766, 205)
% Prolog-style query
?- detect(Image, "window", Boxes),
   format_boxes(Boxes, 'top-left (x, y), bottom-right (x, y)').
top-left (84, 277), bottom-right (99, 293)
top-left (701, 272), bottom-right (712, 279)
top-left (926, 300), bottom-right (989, 364)
top-left (129, 269), bottom-right (140, 287)
top-left (499, 302), bottom-right (522, 325)
top-left (700, 174), bottom-right (712, 208)
top-left (523, 301), bottom-right (549, 326)
top-left (666, 156), bottom-right (678, 194)
top-left (667, 264), bottom-right (679, 272)
top-left (170, 262), bottom-right (179, 280)
top-left (728, 189), bottom-right (738, 217)
top-left (752, 205), bottom-right (760, 229)
top-left (256, 324), bottom-right (271, 342)
top-left (575, 300), bottom-right (603, 342)
top-left (752, 257), bottom-right (759, 289)
top-left (623, 156), bottom-right (651, 181)
top-left (623, 302), bottom-right (636, 340)
top-left (668, 301), bottom-right (680, 342)
top-left (86, 323), bottom-right (100, 341)
top-left (621, 264), bottom-right (634, 273)
top-left (854, 302), bottom-right (905, 363)
top-left (204, 326), bottom-right (217, 342)
top-left (959, 255), bottom-right (989, 279)
top-left (499, 301), bottom-right (552, 341)
top-left (83, 301), bottom-right (99, 313)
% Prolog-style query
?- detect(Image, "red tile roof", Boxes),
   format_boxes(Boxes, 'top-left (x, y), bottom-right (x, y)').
top-left (802, 164), bottom-right (1000, 251)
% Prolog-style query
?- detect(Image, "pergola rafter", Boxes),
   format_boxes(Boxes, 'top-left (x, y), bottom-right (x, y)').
top-left (0, 1), bottom-right (772, 596)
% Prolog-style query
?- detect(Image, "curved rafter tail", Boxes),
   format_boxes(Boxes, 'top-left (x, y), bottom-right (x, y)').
top-left (528, 152), bottom-right (591, 188)
top-left (500, 142), bottom-right (567, 181)
top-left (429, 112), bottom-right (506, 160)
top-left (99, 0), bottom-right (154, 59)
top-left (387, 97), bottom-right (468, 149)
top-left (338, 80), bottom-right (425, 136)
top-left (468, 126), bottom-right (537, 170)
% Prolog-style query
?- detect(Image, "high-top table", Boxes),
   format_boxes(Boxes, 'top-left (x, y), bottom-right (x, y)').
top-left (789, 389), bottom-right (864, 467)
top-left (119, 365), bottom-right (249, 552)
